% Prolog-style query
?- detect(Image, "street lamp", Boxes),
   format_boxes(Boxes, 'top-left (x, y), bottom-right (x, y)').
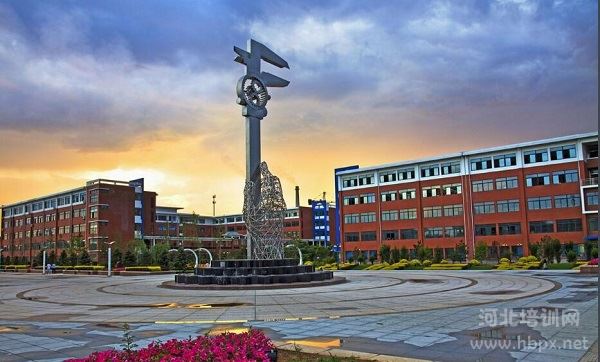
top-left (104, 241), bottom-right (116, 277)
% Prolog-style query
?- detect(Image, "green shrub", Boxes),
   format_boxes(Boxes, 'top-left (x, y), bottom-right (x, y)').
top-left (525, 256), bottom-right (538, 263)
top-left (303, 261), bottom-right (313, 266)
top-left (409, 259), bottom-right (421, 266)
top-left (468, 259), bottom-right (481, 266)
top-left (440, 259), bottom-right (449, 264)
top-left (499, 258), bottom-right (510, 264)
top-left (383, 262), bottom-right (407, 270)
top-left (518, 257), bottom-right (528, 264)
top-left (566, 250), bottom-right (577, 263)
top-left (124, 266), bottom-right (162, 272)
top-left (399, 259), bottom-right (409, 264)
top-left (422, 260), bottom-right (432, 267)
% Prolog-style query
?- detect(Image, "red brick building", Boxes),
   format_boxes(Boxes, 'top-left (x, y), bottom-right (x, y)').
top-left (1, 179), bottom-right (157, 263)
top-left (334, 132), bottom-right (598, 261)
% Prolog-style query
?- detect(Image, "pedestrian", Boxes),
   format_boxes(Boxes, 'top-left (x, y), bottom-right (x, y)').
top-left (46, 263), bottom-right (52, 275)
top-left (51, 263), bottom-right (56, 274)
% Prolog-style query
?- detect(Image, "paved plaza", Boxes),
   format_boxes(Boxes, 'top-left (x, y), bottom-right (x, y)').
top-left (0, 270), bottom-right (596, 361)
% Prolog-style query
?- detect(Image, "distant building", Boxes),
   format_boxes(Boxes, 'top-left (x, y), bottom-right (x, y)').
top-left (1, 179), bottom-right (157, 263)
top-left (334, 132), bottom-right (598, 261)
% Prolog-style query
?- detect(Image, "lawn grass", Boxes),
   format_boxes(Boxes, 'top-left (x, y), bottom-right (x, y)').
top-left (547, 263), bottom-right (578, 270)
top-left (278, 349), bottom-right (368, 361)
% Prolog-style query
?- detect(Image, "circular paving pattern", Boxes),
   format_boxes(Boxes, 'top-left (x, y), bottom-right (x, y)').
top-left (0, 271), bottom-right (558, 324)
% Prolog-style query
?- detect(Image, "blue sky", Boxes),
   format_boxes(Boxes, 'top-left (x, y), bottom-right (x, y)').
top-left (0, 0), bottom-right (597, 213)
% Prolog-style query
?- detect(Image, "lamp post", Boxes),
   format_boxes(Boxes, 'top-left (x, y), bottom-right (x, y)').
top-left (104, 241), bottom-right (116, 277)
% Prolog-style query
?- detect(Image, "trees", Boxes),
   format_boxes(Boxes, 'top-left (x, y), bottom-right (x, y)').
top-left (79, 249), bottom-right (91, 265)
top-left (59, 250), bottom-right (68, 265)
top-left (49, 250), bottom-right (56, 264)
top-left (540, 235), bottom-right (562, 263)
top-left (379, 245), bottom-right (391, 264)
top-left (112, 249), bottom-right (123, 267)
top-left (150, 243), bottom-right (170, 269)
top-left (433, 248), bottom-right (443, 263)
top-left (369, 254), bottom-right (376, 265)
top-left (455, 241), bottom-right (467, 262)
top-left (399, 246), bottom-right (408, 261)
top-left (123, 250), bottom-right (136, 267)
top-left (475, 241), bottom-right (487, 261)
top-left (584, 239), bottom-right (596, 260)
top-left (528, 242), bottom-right (540, 259)
top-left (390, 247), bottom-right (401, 264)
top-left (36, 250), bottom-right (44, 267)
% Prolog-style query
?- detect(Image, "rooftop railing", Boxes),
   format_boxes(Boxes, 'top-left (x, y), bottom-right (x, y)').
top-left (582, 177), bottom-right (598, 186)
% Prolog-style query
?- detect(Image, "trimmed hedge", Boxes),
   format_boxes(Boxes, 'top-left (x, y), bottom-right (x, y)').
top-left (3, 265), bottom-right (28, 270)
top-left (74, 265), bottom-right (105, 270)
top-left (425, 263), bottom-right (469, 270)
top-left (124, 266), bottom-right (162, 272)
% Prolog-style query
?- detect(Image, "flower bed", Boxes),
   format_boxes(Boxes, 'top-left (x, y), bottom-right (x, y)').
top-left (66, 330), bottom-right (275, 362)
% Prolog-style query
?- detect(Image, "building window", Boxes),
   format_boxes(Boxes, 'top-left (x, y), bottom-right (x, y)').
top-left (499, 223), bottom-right (521, 235)
top-left (550, 145), bottom-right (576, 160)
top-left (493, 153), bottom-right (517, 168)
top-left (588, 216), bottom-right (599, 231)
top-left (359, 193), bottom-right (375, 204)
top-left (554, 194), bottom-right (581, 208)
top-left (443, 183), bottom-right (462, 195)
top-left (443, 204), bottom-right (463, 217)
top-left (344, 214), bottom-right (360, 224)
top-left (424, 227), bottom-right (444, 238)
top-left (399, 189), bottom-right (416, 200)
top-left (345, 232), bottom-right (359, 242)
top-left (361, 231), bottom-right (377, 241)
top-left (556, 219), bottom-right (582, 232)
top-left (343, 196), bottom-right (359, 205)
top-left (90, 190), bottom-right (99, 204)
top-left (342, 177), bottom-right (358, 188)
top-left (360, 212), bottom-right (376, 223)
top-left (445, 226), bottom-right (464, 237)
top-left (470, 157), bottom-right (492, 171)
top-left (422, 186), bottom-right (441, 198)
top-left (383, 230), bottom-right (398, 240)
top-left (400, 229), bottom-right (418, 239)
top-left (529, 221), bottom-right (554, 233)
top-left (472, 179), bottom-right (493, 192)
top-left (552, 170), bottom-right (578, 184)
top-left (381, 191), bottom-right (397, 202)
top-left (421, 165), bottom-right (440, 178)
top-left (527, 197), bottom-right (552, 210)
top-left (399, 208), bottom-right (417, 220)
top-left (89, 206), bottom-right (99, 219)
top-left (379, 171), bottom-right (397, 183)
top-left (524, 149), bottom-right (548, 164)
top-left (441, 161), bottom-right (461, 175)
top-left (497, 200), bottom-right (520, 213)
top-left (526, 173), bottom-right (550, 187)
top-left (587, 192), bottom-right (599, 205)
top-left (423, 206), bottom-right (442, 218)
top-left (89, 222), bottom-right (98, 236)
top-left (381, 210), bottom-right (399, 221)
top-left (475, 224), bottom-right (496, 236)
top-left (474, 202), bottom-right (495, 214)
top-left (496, 176), bottom-right (518, 189)
top-left (358, 174), bottom-right (374, 186)
top-left (398, 168), bottom-right (416, 180)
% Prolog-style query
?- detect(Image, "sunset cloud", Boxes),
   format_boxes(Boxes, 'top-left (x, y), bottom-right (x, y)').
top-left (0, 0), bottom-right (596, 214)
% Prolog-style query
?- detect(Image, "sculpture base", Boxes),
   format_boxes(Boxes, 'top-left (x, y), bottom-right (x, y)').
top-left (172, 258), bottom-right (337, 288)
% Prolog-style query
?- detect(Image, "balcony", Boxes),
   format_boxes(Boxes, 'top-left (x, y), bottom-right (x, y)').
top-left (582, 177), bottom-right (598, 186)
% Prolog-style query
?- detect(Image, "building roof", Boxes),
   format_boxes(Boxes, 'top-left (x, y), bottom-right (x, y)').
top-left (336, 131), bottom-right (598, 175)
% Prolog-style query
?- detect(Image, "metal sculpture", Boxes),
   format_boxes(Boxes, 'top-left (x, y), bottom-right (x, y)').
top-left (235, 39), bottom-right (289, 259)
top-left (243, 162), bottom-right (287, 259)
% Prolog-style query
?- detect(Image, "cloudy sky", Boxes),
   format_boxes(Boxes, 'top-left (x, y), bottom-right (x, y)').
top-left (0, 0), bottom-right (597, 214)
